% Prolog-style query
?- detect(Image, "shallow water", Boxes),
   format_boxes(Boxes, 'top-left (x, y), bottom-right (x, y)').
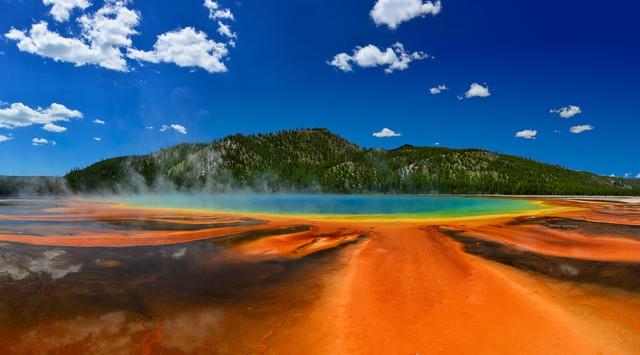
top-left (104, 193), bottom-right (542, 217)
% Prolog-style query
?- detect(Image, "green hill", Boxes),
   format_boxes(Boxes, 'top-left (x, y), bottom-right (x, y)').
top-left (64, 128), bottom-right (640, 195)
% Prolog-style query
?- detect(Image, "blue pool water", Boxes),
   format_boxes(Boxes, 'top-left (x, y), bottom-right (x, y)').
top-left (106, 194), bottom-right (543, 218)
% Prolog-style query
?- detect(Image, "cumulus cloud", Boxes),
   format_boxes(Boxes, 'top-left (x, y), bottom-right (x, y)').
top-left (93, 118), bottom-right (105, 124)
top-left (0, 134), bottom-right (12, 143)
top-left (32, 138), bottom-right (57, 146)
top-left (515, 129), bottom-right (537, 139)
top-left (204, 0), bottom-right (234, 20)
top-left (636, 173), bottom-right (640, 179)
top-left (463, 83), bottom-right (491, 98)
top-left (128, 27), bottom-right (229, 73)
top-left (550, 105), bottom-right (581, 118)
top-left (373, 128), bottom-right (401, 138)
top-left (569, 124), bottom-right (593, 134)
top-left (329, 43), bottom-right (428, 74)
top-left (429, 84), bottom-right (447, 95)
top-left (5, 1), bottom-right (140, 71)
top-left (43, 0), bottom-right (91, 22)
top-left (371, 0), bottom-right (442, 29)
top-left (160, 124), bottom-right (187, 134)
top-left (0, 102), bottom-right (82, 131)
top-left (43, 122), bottom-right (67, 132)
top-left (93, 136), bottom-right (102, 141)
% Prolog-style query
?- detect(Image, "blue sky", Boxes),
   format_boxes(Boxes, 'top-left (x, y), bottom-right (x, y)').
top-left (0, 0), bottom-right (639, 177)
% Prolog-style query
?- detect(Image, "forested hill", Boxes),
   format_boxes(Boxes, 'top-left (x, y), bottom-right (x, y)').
top-left (63, 128), bottom-right (640, 196)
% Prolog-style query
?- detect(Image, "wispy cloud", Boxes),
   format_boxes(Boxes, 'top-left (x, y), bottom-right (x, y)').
top-left (32, 137), bottom-right (56, 146)
top-left (93, 119), bottom-right (105, 125)
top-left (0, 134), bottom-right (12, 143)
top-left (204, 0), bottom-right (235, 20)
top-left (429, 84), bottom-right (448, 95)
top-left (93, 137), bottom-right (102, 142)
top-left (515, 129), bottom-right (537, 139)
top-left (569, 124), bottom-right (593, 134)
top-left (43, 122), bottom-right (67, 132)
top-left (550, 105), bottom-right (581, 118)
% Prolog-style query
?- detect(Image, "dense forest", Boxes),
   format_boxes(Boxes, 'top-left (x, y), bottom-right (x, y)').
top-left (60, 128), bottom-right (640, 196)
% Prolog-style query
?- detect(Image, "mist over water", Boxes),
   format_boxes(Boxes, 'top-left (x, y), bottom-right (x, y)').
top-left (102, 194), bottom-right (543, 217)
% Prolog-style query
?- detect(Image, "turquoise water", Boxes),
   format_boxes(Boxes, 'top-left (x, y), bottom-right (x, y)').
top-left (105, 194), bottom-right (543, 218)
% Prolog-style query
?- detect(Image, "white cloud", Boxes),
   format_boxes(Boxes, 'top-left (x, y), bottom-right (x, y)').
top-left (145, 125), bottom-right (154, 130)
top-left (569, 124), bottom-right (593, 134)
top-left (515, 129), bottom-right (537, 139)
top-left (93, 136), bottom-right (102, 141)
top-left (370, 0), bottom-right (442, 29)
top-left (43, 0), bottom-right (91, 22)
top-left (636, 173), bottom-right (640, 179)
top-left (43, 122), bottom-right (67, 132)
top-left (429, 84), bottom-right (447, 95)
top-left (329, 43), bottom-right (428, 74)
top-left (0, 135), bottom-right (12, 143)
top-left (160, 124), bottom-right (187, 134)
top-left (32, 138), bottom-right (56, 146)
top-left (93, 118), bottom-right (105, 124)
top-left (0, 102), bottom-right (82, 130)
top-left (5, 1), bottom-right (140, 71)
top-left (204, 0), bottom-right (235, 20)
top-left (217, 21), bottom-right (236, 39)
top-left (373, 128), bottom-right (401, 138)
top-left (550, 105), bottom-right (581, 119)
top-left (204, 1), bottom-right (238, 46)
top-left (624, 173), bottom-right (630, 178)
top-left (128, 27), bottom-right (229, 73)
top-left (463, 83), bottom-right (491, 98)
top-left (328, 53), bottom-right (352, 72)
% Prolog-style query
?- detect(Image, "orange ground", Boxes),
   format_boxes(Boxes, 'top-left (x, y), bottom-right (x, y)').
top-left (1, 198), bottom-right (640, 354)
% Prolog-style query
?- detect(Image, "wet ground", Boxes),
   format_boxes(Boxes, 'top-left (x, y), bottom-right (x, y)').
top-left (0, 197), bottom-right (639, 354)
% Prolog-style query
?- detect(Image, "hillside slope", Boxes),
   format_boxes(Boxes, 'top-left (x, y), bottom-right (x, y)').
top-left (64, 128), bottom-right (640, 195)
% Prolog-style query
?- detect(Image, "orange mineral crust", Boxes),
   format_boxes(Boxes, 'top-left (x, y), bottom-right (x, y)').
top-left (0, 198), bottom-right (639, 354)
